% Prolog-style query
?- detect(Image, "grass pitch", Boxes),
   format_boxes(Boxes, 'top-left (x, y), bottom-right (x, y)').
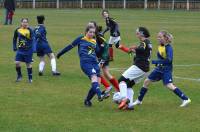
top-left (0, 9), bottom-right (200, 132)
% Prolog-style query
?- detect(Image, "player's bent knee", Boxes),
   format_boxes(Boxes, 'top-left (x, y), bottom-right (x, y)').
top-left (118, 76), bottom-right (135, 88)
top-left (91, 75), bottom-right (98, 82)
top-left (143, 79), bottom-right (151, 88)
top-left (166, 83), bottom-right (176, 90)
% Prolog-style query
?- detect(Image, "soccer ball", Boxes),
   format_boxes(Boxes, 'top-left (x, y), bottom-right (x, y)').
top-left (112, 92), bottom-right (122, 104)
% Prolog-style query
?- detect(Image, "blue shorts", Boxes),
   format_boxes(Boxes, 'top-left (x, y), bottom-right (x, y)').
top-left (15, 53), bottom-right (33, 63)
top-left (80, 62), bottom-right (100, 78)
top-left (148, 69), bottom-right (173, 85)
top-left (36, 43), bottom-right (52, 57)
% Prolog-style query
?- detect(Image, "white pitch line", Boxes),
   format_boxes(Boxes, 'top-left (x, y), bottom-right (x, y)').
top-left (174, 76), bottom-right (200, 82)
top-left (109, 66), bottom-right (200, 82)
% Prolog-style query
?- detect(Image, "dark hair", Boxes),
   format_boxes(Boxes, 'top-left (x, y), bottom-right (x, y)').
top-left (137, 27), bottom-right (150, 38)
top-left (85, 25), bottom-right (96, 33)
top-left (97, 26), bottom-right (102, 33)
top-left (37, 15), bottom-right (45, 24)
top-left (88, 21), bottom-right (97, 28)
top-left (21, 18), bottom-right (28, 22)
top-left (101, 9), bottom-right (109, 16)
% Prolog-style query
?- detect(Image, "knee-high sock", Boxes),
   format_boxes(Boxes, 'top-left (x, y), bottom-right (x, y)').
top-left (138, 87), bottom-right (148, 102)
top-left (109, 77), bottom-right (119, 91)
top-left (51, 58), bottom-right (57, 72)
top-left (119, 44), bottom-right (130, 53)
top-left (173, 87), bottom-right (188, 100)
top-left (16, 66), bottom-right (22, 77)
top-left (100, 76), bottom-right (110, 90)
top-left (119, 82), bottom-right (127, 100)
top-left (127, 88), bottom-right (134, 106)
top-left (92, 82), bottom-right (102, 98)
top-left (39, 61), bottom-right (45, 72)
top-left (86, 87), bottom-right (96, 101)
top-left (27, 68), bottom-right (32, 80)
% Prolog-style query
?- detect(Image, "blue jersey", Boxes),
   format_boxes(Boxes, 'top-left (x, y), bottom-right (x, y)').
top-left (13, 27), bottom-right (34, 55)
top-left (58, 35), bottom-right (99, 63)
top-left (34, 24), bottom-right (49, 45)
top-left (152, 44), bottom-right (173, 72)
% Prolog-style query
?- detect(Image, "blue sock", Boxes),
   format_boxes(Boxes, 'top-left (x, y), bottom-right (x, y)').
top-left (16, 67), bottom-right (22, 77)
top-left (92, 82), bottom-right (102, 98)
top-left (86, 88), bottom-right (96, 101)
top-left (138, 87), bottom-right (148, 101)
top-left (173, 88), bottom-right (188, 100)
top-left (27, 68), bottom-right (32, 80)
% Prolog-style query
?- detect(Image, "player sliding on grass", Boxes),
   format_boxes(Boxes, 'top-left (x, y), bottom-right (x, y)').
top-left (118, 27), bottom-right (152, 110)
top-left (88, 21), bottom-right (120, 97)
top-left (101, 10), bottom-right (130, 61)
top-left (34, 15), bottom-right (60, 76)
top-left (133, 30), bottom-right (191, 107)
top-left (13, 18), bottom-right (34, 83)
top-left (56, 25), bottom-right (105, 107)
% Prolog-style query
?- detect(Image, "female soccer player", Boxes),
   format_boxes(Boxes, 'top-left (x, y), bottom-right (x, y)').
top-left (34, 15), bottom-right (60, 76)
top-left (133, 30), bottom-right (191, 107)
top-left (13, 18), bottom-right (34, 83)
top-left (101, 10), bottom-right (129, 61)
top-left (88, 21), bottom-right (120, 95)
top-left (118, 27), bottom-right (152, 110)
top-left (56, 25), bottom-right (104, 107)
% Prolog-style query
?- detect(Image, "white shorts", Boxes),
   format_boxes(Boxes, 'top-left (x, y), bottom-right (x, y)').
top-left (108, 36), bottom-right (121, 45)
top-left (122, 65), bottom-right (147, 84)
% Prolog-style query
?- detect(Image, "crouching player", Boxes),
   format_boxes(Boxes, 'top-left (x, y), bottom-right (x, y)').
top-left (118, 27), bottom-right (152, 110)
top-left (34, 15), bottom-right (60, 76)
top-left (56, 25), bottom-right (104, 107)
top-left (13, 18), bottom-right (34, 83)
top-left (133, 30), bottom-right (191, 107)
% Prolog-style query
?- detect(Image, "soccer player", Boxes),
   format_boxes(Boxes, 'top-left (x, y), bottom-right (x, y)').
top-left (101, 10), bottom-right (129, 61)
top-left (88, 21), bottom-right (120, 95)
top-left (13, 18), bottom-right (34, 83)
top-left (118, 27), bottom-right (152, 110)
top-left (34, 15), bottom-right (60, 76)
top-left (133, 30), bottom-right (191, 107)
top-left (56, 25), bottom-right (104, 107)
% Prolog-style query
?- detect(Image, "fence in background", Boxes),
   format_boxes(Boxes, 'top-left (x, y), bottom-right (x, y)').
top-left (0, 0), bottom-right (200, 10)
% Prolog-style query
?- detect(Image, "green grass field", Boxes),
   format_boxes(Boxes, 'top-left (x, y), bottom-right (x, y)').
top-left (0, 9), bottom-right (200, 132)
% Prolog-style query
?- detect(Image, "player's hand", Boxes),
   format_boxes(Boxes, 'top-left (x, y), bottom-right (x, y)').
top-left (113, 32), bottom-right (118, 37)
top-left (99, 59), bottom-right (105, 67)
top-left (99, 32), bottom-right (104, 36)
top-left (129, 45), bottom-right (137, 52)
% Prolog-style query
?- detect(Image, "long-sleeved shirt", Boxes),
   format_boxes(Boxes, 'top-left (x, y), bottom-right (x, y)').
top-left (58, 35), bottom-right (99, 63)
top-left (102, 17), bottom-right (120, 37)
top-left (152, 44), bottom-right (173, 72)
top-left (13, 27), bottom-right (34, 55)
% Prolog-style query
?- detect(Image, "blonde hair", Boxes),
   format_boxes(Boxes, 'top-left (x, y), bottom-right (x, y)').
top-left (160, 30), bottom-right (173, 44)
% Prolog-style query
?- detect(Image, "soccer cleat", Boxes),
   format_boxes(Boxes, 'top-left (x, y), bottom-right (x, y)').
top-left (180, 98), bottom-right (191, 107)
top-left (102, 86), bottom-right (112, 99)
top-left (52, 71), bottom-right (61, 76)
top-left (132, 99), bottom-right (142, 106)
top-left (98, 95), bottom-right (104, 102)
top-left (84, 100), bottom-right (92, 107)
top-left (16, 76), bottom-right (22, 82)
top-left (38, 72), bottom-right (43, 76)
top-left (109, 57), bottom-right (114, 61)
top-left (118, 98), bottom-right (130, 109)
